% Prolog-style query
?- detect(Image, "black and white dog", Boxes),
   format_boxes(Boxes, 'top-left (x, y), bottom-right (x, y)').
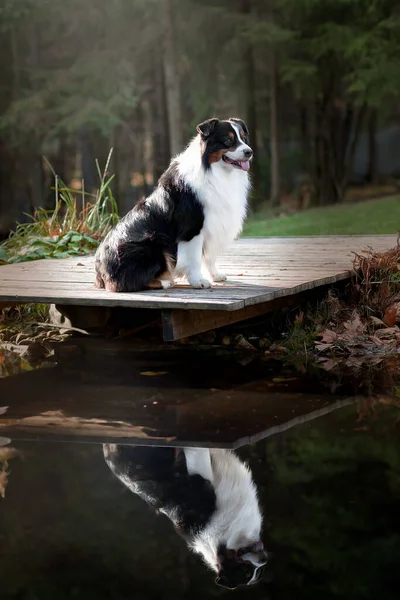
top-left (103, 445), bottom-right (267, 589)
top-left (95, 118), bottom-right (252, 292)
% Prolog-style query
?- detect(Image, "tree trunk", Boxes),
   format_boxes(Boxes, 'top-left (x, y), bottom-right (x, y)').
top-left (28, 23), bottom-right (44, 212)
top-left (269, 51), bottom-right (280, 205)
top-left (162, 0), bottom-right (182, 156)
top-left (342, 103), bottom-right (366, 190)
top-left (314, 85), bottom-right (341, 206)
top-left (367, 108), bottom-right (378, 184)
top-left (152, 54), bottom-right (171, 180)
top-left (314, 94), bottom-right (366, 206)
top-left (244, 44), bottom-right (260, 195)
top-left (299, 104), bottom-right (309, 171)
top-left (241, 0), bottom-right (260, 197)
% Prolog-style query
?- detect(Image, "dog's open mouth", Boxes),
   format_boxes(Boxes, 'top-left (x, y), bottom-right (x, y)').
top-left (222, 156), bottom-right (250, 172)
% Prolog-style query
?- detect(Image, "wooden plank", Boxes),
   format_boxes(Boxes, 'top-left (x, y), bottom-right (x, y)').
top-left (162, 286), bottom-right (329, 340)
top-left (0, 236), bottom-right (396, 312)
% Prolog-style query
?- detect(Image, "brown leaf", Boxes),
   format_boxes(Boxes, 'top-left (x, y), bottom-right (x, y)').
top-left (234, 335), bottom-right (257, 351)
top-left (318, 330), bottom-right (338, 344)
top-left (270, 344), bottom-right (290, 354)
top-left (375, 327), bottom-right (399, 339)
top-left (140, 371), bottom-right (168, 377)
top-left (0, 462), bottom-right (9, 499)
top-left (345, 356), bottom-right (364, 369)
top-left (294, 311), bottom-right (304, 326)
top-left (367, 335), bottom-right (385, 346)
top-left (384, 304), bottom-right (398, 327)
top-left (343, 311), bottom-right (365, 335)
top-left (369, 316), bottom-right (386, 328)
top-left (319, 358), bottom-right (340, 371)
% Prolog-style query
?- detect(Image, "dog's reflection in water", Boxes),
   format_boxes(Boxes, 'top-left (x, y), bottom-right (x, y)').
top-left (103, 445), bottom-right (268, 590)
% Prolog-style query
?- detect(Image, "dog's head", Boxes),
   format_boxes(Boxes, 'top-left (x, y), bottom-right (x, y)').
top-left (215, 541), bottom-right (268, 590)
top-left (196, 117), bottom-right (253, 172)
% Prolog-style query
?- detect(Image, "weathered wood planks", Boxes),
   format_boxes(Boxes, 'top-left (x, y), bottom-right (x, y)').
top-left (0, 236), bottom-right (396, 311)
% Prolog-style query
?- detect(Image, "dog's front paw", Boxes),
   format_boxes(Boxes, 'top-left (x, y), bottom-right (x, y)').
top-left (160, 279), bottom-right (174, 290)
top-left (212, 271), bottom-right (227, 283)
top-left (189, 277), bottom-right (212, 289)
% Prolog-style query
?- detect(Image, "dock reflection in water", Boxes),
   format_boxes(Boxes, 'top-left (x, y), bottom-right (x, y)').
top-left (1, 343), bottom-right (400, 598)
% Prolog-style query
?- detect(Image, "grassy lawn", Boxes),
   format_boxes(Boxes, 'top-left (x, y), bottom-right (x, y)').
top-left (243, 195), bottom-right (400, 236)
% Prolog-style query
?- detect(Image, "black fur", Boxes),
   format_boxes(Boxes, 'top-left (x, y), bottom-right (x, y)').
top-left (95, 117), bottom-right (250, 292)
top-left (103, 445), bottom-right (216, 537)
top-left (104, 444), bottom-right (268, 590)
top-left (95, 162), bottom-right (204, 292)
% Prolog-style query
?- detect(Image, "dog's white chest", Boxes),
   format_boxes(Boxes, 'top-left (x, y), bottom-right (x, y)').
top-left (200, 168), bottom-right (249, 252)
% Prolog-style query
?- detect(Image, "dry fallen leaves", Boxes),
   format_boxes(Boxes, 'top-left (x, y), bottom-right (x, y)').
top-left (316, 308), bottom-right (400, 371)
top-left (0, 446), bottom-right (21, 499)
top-left (234, 335), bottom-right (257, 351)
top-left (0, 462), bottom-right (9, 499)
top-left (383, 304), bottom-right (398, 327)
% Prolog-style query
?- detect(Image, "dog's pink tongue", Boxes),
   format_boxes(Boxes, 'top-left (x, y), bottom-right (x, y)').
top-left (240, 160), bottom-right (250, 172)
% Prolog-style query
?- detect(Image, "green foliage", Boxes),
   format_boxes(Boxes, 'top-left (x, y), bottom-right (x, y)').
top-left (284, 320), bottom-right (316, 353)
top-left (0, 150), bottom-right (118, 264)
top-left (0, 0), bottom-right (154, 143)
top-left (277, 0), bottom-right (400, 109)
top-left (2, 0), bottom-right (400, 208)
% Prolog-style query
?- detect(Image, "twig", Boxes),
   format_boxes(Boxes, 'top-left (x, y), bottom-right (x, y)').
top-left (25, 322), bottom-right (89, 335)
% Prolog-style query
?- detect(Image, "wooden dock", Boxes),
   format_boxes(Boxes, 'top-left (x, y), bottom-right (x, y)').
top-left (0, 341), bottom-right (354, 448)
top-left (0, 235), bottom-right (397, 340)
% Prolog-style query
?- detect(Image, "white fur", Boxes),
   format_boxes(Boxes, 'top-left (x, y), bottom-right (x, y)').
top-left (184, 448), bottom-right (262, 572)
top-left (184, 447), bottom-right (214, 482)
top-left (176, 231), bottom-right (211, 288)
top-left (175, 128), bottom-right (251, 287)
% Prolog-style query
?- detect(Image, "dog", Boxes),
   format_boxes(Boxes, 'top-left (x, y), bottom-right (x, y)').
top-left (103, 445), bottom-right (268, 589)
top-left (95, 117), bottom-right (252, 292)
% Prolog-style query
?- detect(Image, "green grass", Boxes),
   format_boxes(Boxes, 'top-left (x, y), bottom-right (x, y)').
top-left (243, 196), bottom-right (400, 236)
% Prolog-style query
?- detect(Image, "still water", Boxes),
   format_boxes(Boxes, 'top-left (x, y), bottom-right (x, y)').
top-left (1, 342), bottom-right (400, 599)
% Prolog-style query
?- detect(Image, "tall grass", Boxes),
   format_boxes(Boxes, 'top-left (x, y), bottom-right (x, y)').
top-left (0, 149), bottom-right (119, 264)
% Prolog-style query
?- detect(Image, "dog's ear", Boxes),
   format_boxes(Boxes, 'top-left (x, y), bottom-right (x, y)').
top-left (230, 117), bottom-right (249, 136)
top-left (196, 118), bottom-right (219, 139)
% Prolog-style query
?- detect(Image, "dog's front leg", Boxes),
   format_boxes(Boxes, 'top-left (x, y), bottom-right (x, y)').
top-left (177, 233), bottom-right (212, 289)
top-left (204, 252), bottom-right (227, 283)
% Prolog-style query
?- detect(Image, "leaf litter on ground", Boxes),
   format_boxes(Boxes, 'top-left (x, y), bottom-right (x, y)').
top-left (316, 238), bottom-right (400, 370)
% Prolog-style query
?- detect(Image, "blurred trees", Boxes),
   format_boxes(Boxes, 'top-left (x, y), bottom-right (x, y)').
top-left (1, 0), bottom-right (400, 235)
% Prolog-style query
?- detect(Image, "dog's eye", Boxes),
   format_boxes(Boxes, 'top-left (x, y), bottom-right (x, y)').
top-left (224, 138), bottom-right (234, 147)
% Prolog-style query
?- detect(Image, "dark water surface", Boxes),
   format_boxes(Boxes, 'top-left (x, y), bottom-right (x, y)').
top-left (1, 341), bottom-right (400, 599)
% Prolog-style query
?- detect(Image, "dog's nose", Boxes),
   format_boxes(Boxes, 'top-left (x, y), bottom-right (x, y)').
top-left (243, 149), bottom-right (253, 159)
